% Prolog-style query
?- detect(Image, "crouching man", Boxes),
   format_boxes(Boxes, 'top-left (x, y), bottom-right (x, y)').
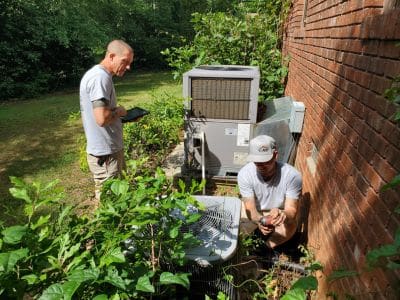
top-left (237, 135), bottom-right (302, 249)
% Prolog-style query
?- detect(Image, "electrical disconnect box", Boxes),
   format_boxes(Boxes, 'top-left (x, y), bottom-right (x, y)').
top-left (289, 101), bottom-right (305, 133)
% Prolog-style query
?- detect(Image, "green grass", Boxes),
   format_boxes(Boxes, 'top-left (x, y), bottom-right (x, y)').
top-left (0, 70), bottom-right (181, 224)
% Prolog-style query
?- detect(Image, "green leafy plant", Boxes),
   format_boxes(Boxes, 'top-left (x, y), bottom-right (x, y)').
top-left (384, 75), bottom-right (400, 122)
top-left (0, 162), bottom-right (205, 298)
top-left (123, 94), bottom-right (184, 166)
top-left (162, 1), bottom-right (291, 100)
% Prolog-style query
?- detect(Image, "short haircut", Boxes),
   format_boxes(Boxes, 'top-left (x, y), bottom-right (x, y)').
top-left (106, 40), bottom-right (133, 56)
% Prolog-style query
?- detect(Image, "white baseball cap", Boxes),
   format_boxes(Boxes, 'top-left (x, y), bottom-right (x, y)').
top-left (247, 135), bottom-right (276, 163)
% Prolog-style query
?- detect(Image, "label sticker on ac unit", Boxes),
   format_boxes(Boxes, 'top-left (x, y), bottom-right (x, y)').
top-left (225, 128), bottom-right (237, 136)
top-left (237, 124), bottom-right (250, 146)
top-left (233, 152), bottom-right (248, 165)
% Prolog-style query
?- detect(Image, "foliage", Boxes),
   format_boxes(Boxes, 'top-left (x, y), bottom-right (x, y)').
top-left (0, 0), bottom-right (104, 99)
top-left (0, 164), bottom-right (205, 298)
top-left (123, 93), bottom-right (184, 166)
top-left (162, 0), bottom-right (291, 100)
top-left (384, 75), bottom-right (400, 122)
top-left (0, 0), bottom-right (239, 101)
top-left (222, 238), bottom-right (322, 299)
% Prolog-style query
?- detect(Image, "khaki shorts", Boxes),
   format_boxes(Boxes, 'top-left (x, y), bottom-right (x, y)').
top-left (87, 149), bottom-right (125, 200)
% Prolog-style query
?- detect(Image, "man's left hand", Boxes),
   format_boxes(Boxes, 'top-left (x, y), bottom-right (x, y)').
top-left (270, 208), bottom-right (286, 226)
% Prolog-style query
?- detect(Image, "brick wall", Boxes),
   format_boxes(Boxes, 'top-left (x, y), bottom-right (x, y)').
top-left (283, 0), bottom-right (400, 298)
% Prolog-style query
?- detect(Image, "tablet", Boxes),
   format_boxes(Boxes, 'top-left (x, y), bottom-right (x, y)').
top-left (121, 107), bottom-right (149, 123)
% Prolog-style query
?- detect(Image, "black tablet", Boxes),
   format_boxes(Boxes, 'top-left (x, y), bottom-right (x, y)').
top-left (121, 107), bottom-right (149, 123)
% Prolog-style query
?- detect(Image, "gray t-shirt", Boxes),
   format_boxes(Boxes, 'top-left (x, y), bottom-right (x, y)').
top-left (237, 162), bottom-right (302, 211)
top-left (80, 64), bottom-right (123, 156)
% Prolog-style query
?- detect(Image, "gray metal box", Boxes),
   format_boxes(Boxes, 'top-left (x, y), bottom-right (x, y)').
top-left (185, 119), bottom-right (254, 177)
top-left (183, 65), bottom-right (260, 123)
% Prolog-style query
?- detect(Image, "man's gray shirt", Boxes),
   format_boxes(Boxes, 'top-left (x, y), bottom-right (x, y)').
top-left (80, 64), bottom-right (123, 156)
top-left (238, 162), bottom-right (302, 211)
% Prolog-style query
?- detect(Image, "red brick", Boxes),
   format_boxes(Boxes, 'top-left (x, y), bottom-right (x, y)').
top-left (381, 121), bottom-right (400, 147)
top-left (362, 40), bottom-right (380, 55)
top-left (358, 138), bottom-right (375, 164)
top-left (366, 109), bottom-right (385, 132)
top-left (363, 0), bottom-right (383, 8)
top-left (348, 82), bottom-right (364, 100)
top-left (372, 154), bottom-right (398, 183)
top-left (361, 163), bottom-right (385, 192)
top-left (360, 91), bottom-right (390, 117)
top-left (380, 188), bottom-right (400, 213)
top-left (367, 57), bottom-right (385, 76)
top-left (386, 217), bottom-right (400, 237)
top-left (369, 75), bottom-right (392, 94)
top-left (384, 144), bottom-right (400, 170)
top-left (379, 40), bottom-right (400, 59)
top-left (384, 59), bottom-right (400, 79)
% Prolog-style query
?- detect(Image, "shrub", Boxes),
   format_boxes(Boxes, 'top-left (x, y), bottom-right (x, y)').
top-left (0, 166), bottom-right (204, 299)
top-left (162, 2), bottom-right (291, 100)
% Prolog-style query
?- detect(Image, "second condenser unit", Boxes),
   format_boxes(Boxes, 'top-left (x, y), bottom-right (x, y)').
top-left (183, 65), bottom-right (260, 177)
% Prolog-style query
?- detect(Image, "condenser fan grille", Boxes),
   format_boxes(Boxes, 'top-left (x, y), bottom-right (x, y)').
top-left (190, 78), bottom-right (251, 119)
top-left (182, 205), bottom-right (234, 241)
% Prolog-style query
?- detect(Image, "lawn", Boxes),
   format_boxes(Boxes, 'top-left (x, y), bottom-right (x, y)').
top-left (0, 70), bottom-right (182, 224)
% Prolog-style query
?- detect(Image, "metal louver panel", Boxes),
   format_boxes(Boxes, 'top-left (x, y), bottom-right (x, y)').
top-left (191, 78), bottom-right (251, 119)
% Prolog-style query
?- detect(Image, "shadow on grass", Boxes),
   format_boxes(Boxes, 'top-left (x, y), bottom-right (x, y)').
top-left (0, 70), bottom-right (180, 224)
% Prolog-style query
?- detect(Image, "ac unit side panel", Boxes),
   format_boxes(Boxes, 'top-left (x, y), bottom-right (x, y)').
top-left (185, 120), bottom-right (254, 176)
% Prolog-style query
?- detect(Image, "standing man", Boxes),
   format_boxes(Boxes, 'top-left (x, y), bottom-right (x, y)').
top-left (80, 40), bottom-right (134, 203)
top-left (237, 135), bottom-right (302, 249)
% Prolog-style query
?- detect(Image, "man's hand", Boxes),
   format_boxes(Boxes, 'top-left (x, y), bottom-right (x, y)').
top-left (258, 221), bottom-right (274, 235)
top-left (270, 208), bottom-right (286, 227)
top-left (114, 106), bottom-right (127, 117)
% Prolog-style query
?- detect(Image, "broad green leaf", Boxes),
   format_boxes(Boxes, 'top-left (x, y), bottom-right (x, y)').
top-left (290, 276), bottom-right (318, 291)
top-left (2, 225), bottom-right (28, 244)
top-left (43, 179), bottom-right (60, 192)
top-left (305, 261), bottom-right (323, 271)
top-left (381, 174), bottom-right (400, 191)
top-left (67, 268), bottom-right (99, 283)
top-left (61, 281), bottom-right (81, 300)
top-left (169, 226), bottom-right (179, 239)
top-left (64, 243), bottom-right (81, 261)
top-left (136, 275), bottom-right (155, 293)
top-left (65, 251), bottom-right (90, 273)
top-left (100, 247), bottom-right (125, 267)
top-left (24, 204), bottom-right (34, 218)
top-left (0, 248), bottom-right (29, 273)
top-left (103, 267), bottom-right (127, 290)
top-left (58, 206), bottom-right (73, 226)
top-left (159, 272), bottom-right (190, 289)
top-left (110, 294), bottom-right (121, 300)
top-left (38, 226), bottom-right (50, 242)
top-left (366, 244), bottom-right (398, 267)
top-left (93, 295), bottom-right (109, 300)
top-left (31, 215), bottom-right (51, 230)
top-left (111, 181), bottom-right (129, 196)
top-left (387, 260), bottom-right (400, 270)
top-left (132, 206), bottom-right (158, 214)
top-left (185, 213), bottom-right (201, 223)
top-left (39, 283), bottom-right (64, 300)
top-left (281, 288), bottom-right (306, 300)
top-left (22, 274), bottom-right (38, 285)
top-left (9, 187), bottom-right (31, 203)
top-left (327, 269), bottom-right (358, 282)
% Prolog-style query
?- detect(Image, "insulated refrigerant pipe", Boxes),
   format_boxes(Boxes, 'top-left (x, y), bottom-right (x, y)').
top-left (200, 131), bottom-right (206, 195)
